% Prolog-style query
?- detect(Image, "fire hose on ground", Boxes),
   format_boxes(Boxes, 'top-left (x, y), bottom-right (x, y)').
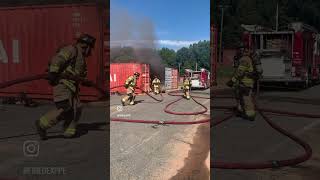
top-left (110, 86), bottom-right (211, 125)
top-left (1, 74), bottom-right (320, 169)
top-left (0, 73), bottom-right (107, 98)
top-left (211, 93), bottom-right (320, 169)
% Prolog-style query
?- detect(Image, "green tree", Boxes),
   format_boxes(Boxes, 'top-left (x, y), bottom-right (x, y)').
top-left (215, 0), bottom-right (320, 48)
top-left (176, 47), bottom-right (194, 70)
top-left (158, 48), bottom-right (177, 68)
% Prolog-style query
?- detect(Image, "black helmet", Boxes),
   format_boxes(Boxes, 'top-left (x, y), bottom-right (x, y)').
top-left (134, 72), bottom-right (140, 76)
top-left (78, 34), bottom-right (96, 48)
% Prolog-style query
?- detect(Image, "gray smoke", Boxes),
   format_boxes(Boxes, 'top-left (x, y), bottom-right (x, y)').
top-left (110, 7), bottom-right (165, 81)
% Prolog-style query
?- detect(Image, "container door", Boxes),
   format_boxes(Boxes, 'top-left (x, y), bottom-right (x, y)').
top-left (165, 68), bottom-right (172, 90)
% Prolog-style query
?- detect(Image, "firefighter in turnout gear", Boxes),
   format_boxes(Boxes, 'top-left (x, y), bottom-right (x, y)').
top-left (35, 34), bottom-right (96, 140)
top-left (152, 76), bottom-right (161, 95)
top-left (122, 72), bottom-right (140, 106)
top-left (227, 46), bottom-right (257, 121)
top-left (183, 75), bottom-right (192, 100)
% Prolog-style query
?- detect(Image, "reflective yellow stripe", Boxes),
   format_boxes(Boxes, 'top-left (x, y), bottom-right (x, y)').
top-left (60, 79), bottom-right (76, 92)
top-left (39, 116), bottom-right (50, 128)
top-left (65, 66), bottom-right (76, 75)
top-left (50, 64), bottom-right (60, 72)
top-left (64, 128), bottom-right (76, 135)
top-left (241, 78), bottom-right (254, 87)
top-left (238, 65), bottom-right (247, 71)
top-left (245, 110), bottom-right (256, 117)
top-left (58, 50), bottom-right (71, 60)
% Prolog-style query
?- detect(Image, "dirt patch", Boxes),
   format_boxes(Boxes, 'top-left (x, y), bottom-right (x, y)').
top-left (169, 123), bottom-right (210, 180)
top-left (150, 115), bottom-right (210, 180)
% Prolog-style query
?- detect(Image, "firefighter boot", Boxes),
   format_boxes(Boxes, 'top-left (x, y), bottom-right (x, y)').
top-left (129, 95), bottom-right (136, 105)
top-left (63, 111), bottom-right (77, 138)
top-left (64, 125), bottom-right (76, 138)
top-left (243, 105), bottom-right (256, 121)
top-left (35, 120), bottom-right (47, 140)
top-left (121, 96), bottom-right (129, 106)
top-left (36, 108), bottom-right (64, 140)
top-left (154, 86), bottom-right (160, 95)
top-left (243, 93), bottom-right (256, 121)
top-left (185, 90), bottom-right (191, 100)
top-left (63, 101), bottom-right (82, 138)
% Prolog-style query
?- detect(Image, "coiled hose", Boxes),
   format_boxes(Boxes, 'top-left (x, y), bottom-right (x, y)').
top-left (211, 92), bottom-right (320, 169)
top-left (1, 74), bottom-right (319, 169)
top-left (110, 86), bottom-right (210, 125)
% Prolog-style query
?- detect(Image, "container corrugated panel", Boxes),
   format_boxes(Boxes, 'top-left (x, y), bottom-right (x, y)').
top-left (165, 68), bottom-right (179, 90)
top-left (110, 63), bottom-right (150, 94)
top-left (0, 3), bottom-right (108, 101)
top-left (171, 69), bottom-right (178, 89)
top-left (165, 67), bottom-right (172, 89)
top-left (172, 69), bottom-right (178, 76)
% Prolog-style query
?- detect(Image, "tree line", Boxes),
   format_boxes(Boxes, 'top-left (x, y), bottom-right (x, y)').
top-left (159, 40), bottom-right (210, 73)
top-left (111, 40), bottom-right (210, 74)
top-left (214, 0), bottom-right (320, 48)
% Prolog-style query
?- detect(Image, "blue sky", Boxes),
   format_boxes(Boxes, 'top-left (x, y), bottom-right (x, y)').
top-left (111, 0), bottom-right (210, 50)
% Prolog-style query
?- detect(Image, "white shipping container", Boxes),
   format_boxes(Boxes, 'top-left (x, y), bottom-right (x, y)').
top-left (165, 67), bottom-right (173, 89)
top-left (165, 67), bottom-right (180, 90)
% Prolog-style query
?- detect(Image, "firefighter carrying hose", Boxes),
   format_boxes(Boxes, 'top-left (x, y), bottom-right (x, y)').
top-left (183, 75), bottom-right (192, 100)
top-left (35, 34), bottom-right (96, 140)
top-left (227, 44), bottom-right (262, 121)
top-left (152, 75), bottom-right (161, 95)
top-left (121, 72), bottom-right (140, 106)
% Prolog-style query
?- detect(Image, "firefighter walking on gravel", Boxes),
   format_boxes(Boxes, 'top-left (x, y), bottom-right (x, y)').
top-left (152, 76), bottom-right (161, 95)
top-left (183, 75), bottom-right (192, 100)
top-left (227, 45), bottom-right (261, 121)
top-left (35, 34), bottom-right (96, 140)
top-left (121, 72), bottom-right (140, 106)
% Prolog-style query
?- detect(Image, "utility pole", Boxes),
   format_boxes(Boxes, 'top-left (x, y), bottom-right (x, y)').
top-left (196, 62), bottom-right (198, 71)
top-left (276, 2), bottom-right (279, 31)
top-left (218, 4), bottom-right (230, 64)
top-left (178, 63), bottom-right (181, 73)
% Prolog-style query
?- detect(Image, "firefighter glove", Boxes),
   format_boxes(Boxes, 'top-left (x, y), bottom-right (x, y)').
top-left (47, 72), bottom-right (59, 86)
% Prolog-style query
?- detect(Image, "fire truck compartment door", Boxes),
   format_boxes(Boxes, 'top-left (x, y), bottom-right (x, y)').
top-left (261, 56), bottom-right (286, 77)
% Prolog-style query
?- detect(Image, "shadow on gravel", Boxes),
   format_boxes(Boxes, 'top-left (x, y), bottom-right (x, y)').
top-left (169, 124), bottom-right (210, 180)
top-left (0, 122), bottom-right (106, 141)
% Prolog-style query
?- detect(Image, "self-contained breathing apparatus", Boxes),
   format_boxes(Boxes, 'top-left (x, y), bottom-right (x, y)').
top-left (233, 46), bottom-right (263, 81)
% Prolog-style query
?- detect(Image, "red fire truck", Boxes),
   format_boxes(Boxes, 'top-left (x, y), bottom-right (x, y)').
top-left (185, 69), bottom-right (210, 89)
top-left (242, 22), bottom-right (320, 87)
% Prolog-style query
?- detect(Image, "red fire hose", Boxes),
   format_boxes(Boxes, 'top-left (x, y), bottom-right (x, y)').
top-left (0, 73), bottom-right (107, 98)
top-left (1, 74), bottom-right (319, 169)
top-left (110, 86), bottom-right (210, 125)
top-left (211, 94), bottom-right (319, 169)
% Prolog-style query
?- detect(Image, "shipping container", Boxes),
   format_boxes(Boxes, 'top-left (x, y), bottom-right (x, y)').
top-left (165, 67), bottom-right (172, 89)
top-left (110, 63), bottom-right (150, 94)
top-left (171, 69), bottom-right (178, 89)
top-left (210, 26), bottom-right (218, 86)
top-left (165, 67), bottom-right (179, 90)
top-left (0, 3), bottom-right (108, 101)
